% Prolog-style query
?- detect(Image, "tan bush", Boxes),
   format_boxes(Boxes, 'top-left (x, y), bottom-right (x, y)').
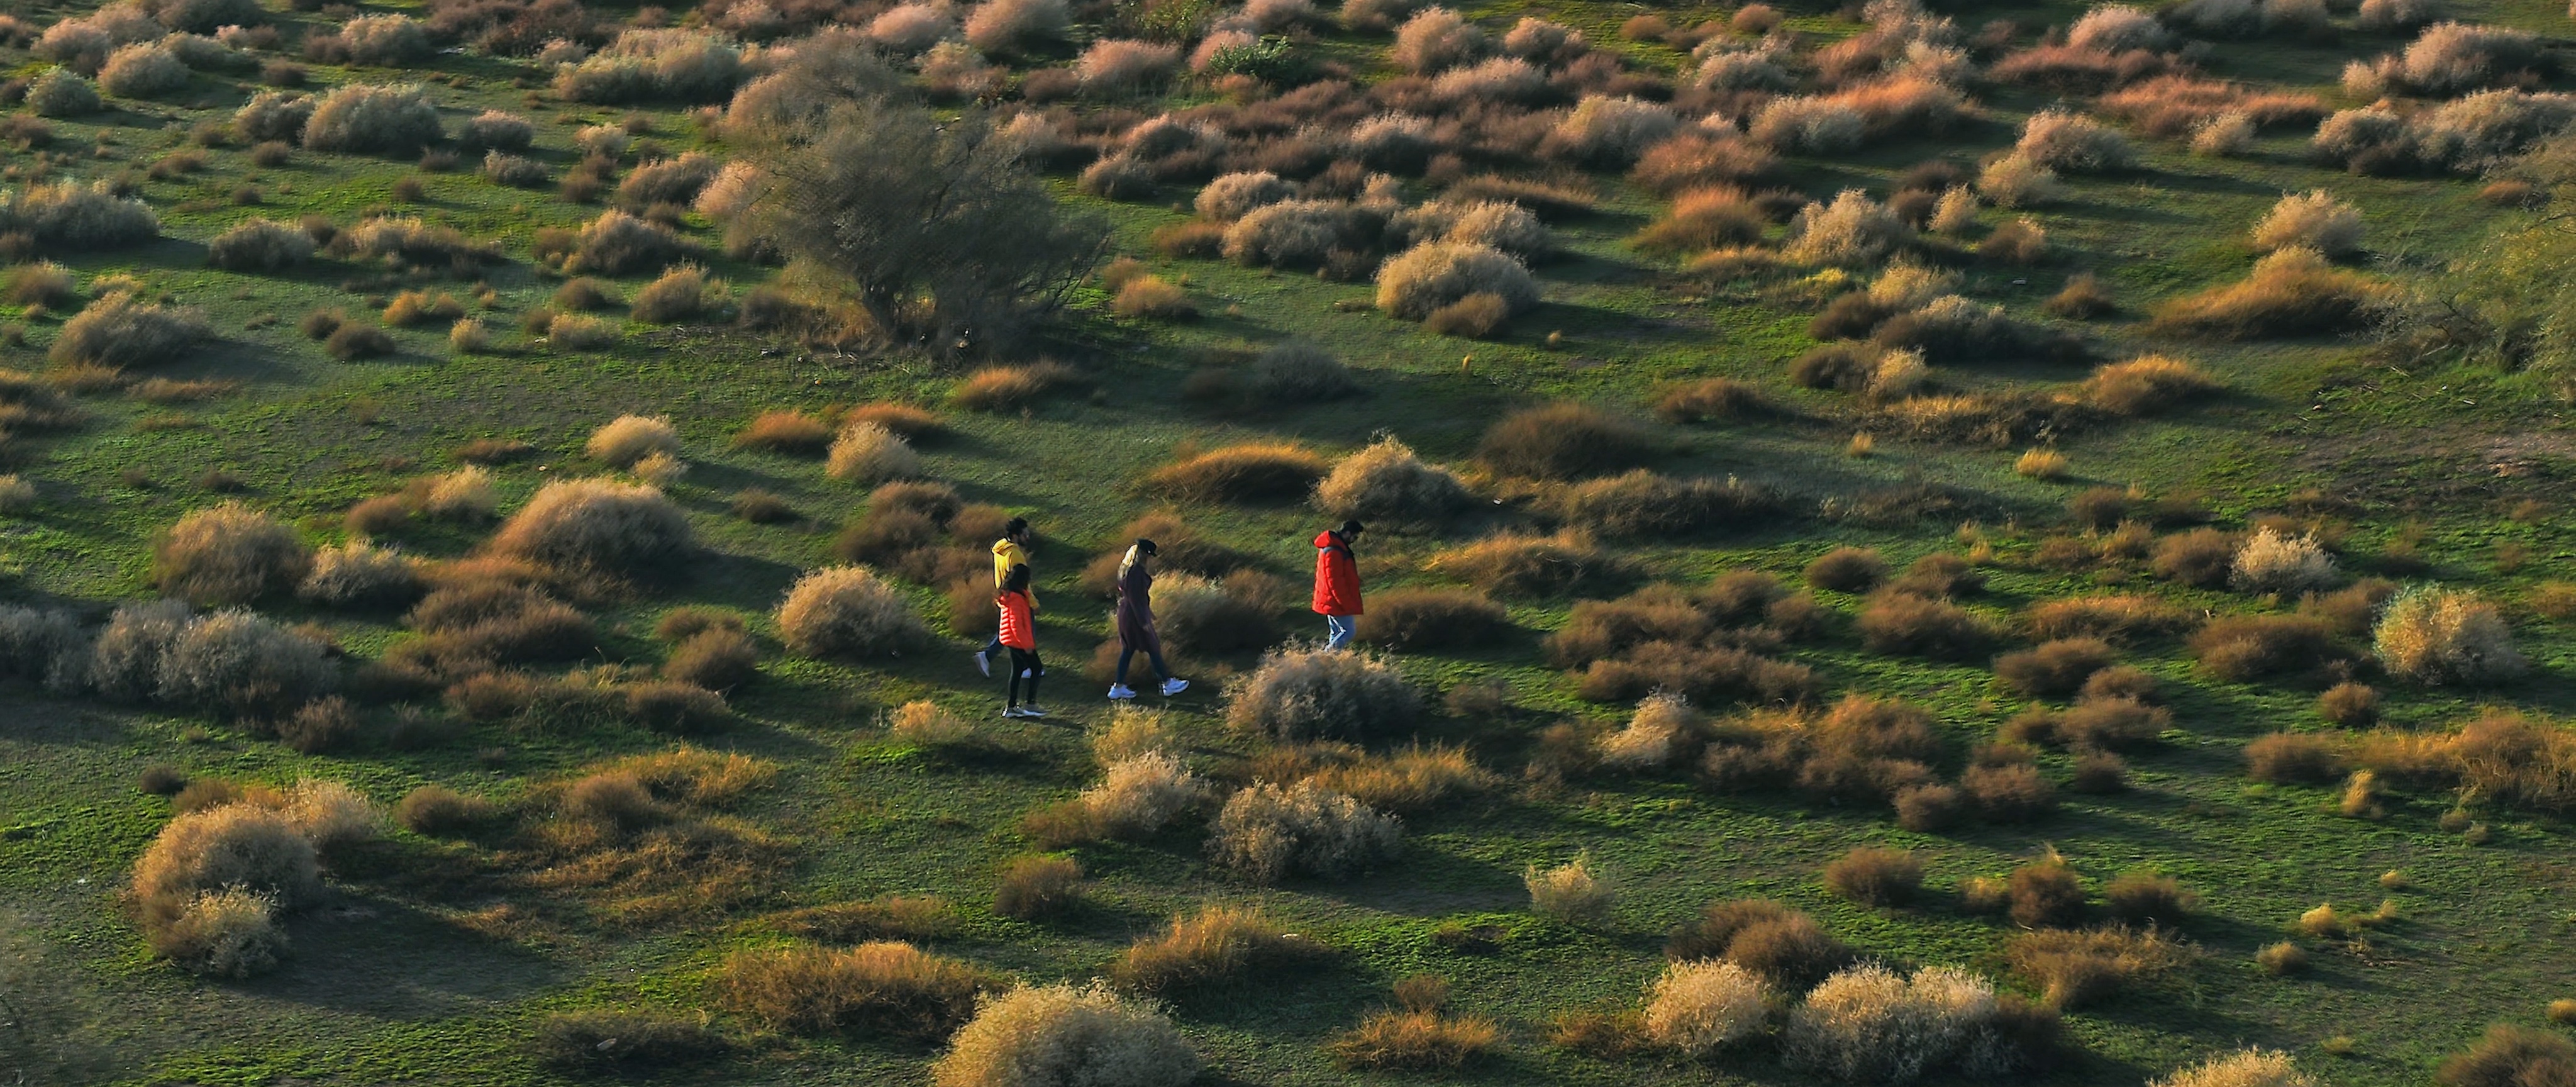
top-left (1208, 781), bottom-right (1401, 882)
top-left (931, 982), bottom-right (1199, 1087)
top-left (1060, 752), bottom-right (1206, 842)
top-left (1077, 38), bottom-right (1179, 94)
top-left (208, 217), bottom-right (313, 272)
top-left (2016, 109), bottom-right (2134, 172)
top-left (1112, 905), bottom-right (1318, 991)
top-left (733, 410), bottom-right (833, 454)
top-left (1146, 443), bottom-right (1326, 503)
top-left (1547, 95), bottom-right (1681, 167)
top-left (993, 854), bottom-right (1083, 919)
top-left (1328, 1009), bottom-right (1501, 1071)
top-left (553, 28), bottom-right (743, 104)
top-left (1781, 964), bottom-right (2006, 1081)
top-left (1642, 959), bottom-right (1768, 1057)
top-left (1599, 693), bottom-right (1696, 771)
top-left (2085, 355), bottom-right (2220, 415)
top-left (2252, 190), bottom-right (2363, 257)
top-left (26, 69), bottom-right (102, 117)
top-left (1241, 340), bottom-right (1360, 405)
top-left (1526, 855), bottom-right (1614, 925)
top-left (890, 699), bottom-right (979, 753)
top-left (1977, 152), bottom-right (2063, 209)
top-left (2230, 528), bottom-right (2338, 594)
top-left (963, 0), bottom-right (1072, 53)
top-left (586, 415), bottom-right (679, 469)
top-left (49, 291), bottom-right (201, 369)
top-left (2436, 1025), bottom-right (2576, 1087)
top-left (777, 566), bottom-right (928, 659)
top-left (951, 360), bottom-right (1080, 411)
top-left (2006, 925), bottom-right (2194, 1010)
top-left (2068, 5), bottom-right (2170, 52)
top-left (155, 502), bottom-right (310, 605)
top-left (1858, 592), bottom-right (1987, 658)
top-left (1375, 242), bottom-right (1539, 320)
top-left (2375, 586), bottom-right (2523, 684)
top-left (616, 153), bottom-right (723, 212)
top-left (1750, 96), bottom-right (1866, 153)
top-left (631, 264), bottom-right (727, 323)
top-left (489, 478), bottom-right (694, 577)
top-left (1112, 276), bottom-right (1194, 320)
top-left (2148, 247), bottom-right (2390, 340)
top-left (1430, 530), bottom-right (1627, 598)
top-left (1225, 646), bottom-right (1416, 743)
top-left (1477, 402), bottom-right (1655, 481)
top-left (396, 784), bottom-right (495, 836)
top-left (1823, 846), bottom-right (1923, 906)
top-left (565, 209), bottom-right (689, 277)
top-left (2153, 1049), bottom-right (2319, 1087)
top-left (1391, 7), bottom-right (1487, 73)
top-left (1194, 172), bottom-right (1295, 221)
top-left (99, 42), bottom-right (188, 98)
top-left (298, 540), bottom-right (420, 608)
top-left (149, 888), bottom-right (286, 978)
top-left (2105, 869), bottom-right (2199, 923)
top-left (1313, 438), bottom-right (1470, 525)
top-left (303, 84), bottom-right (443, 154)
top-left (826, 421), bottom-right (923, 485)
top-left (304, 13), bottom-right (429, 65)
top-left (715, 941), bottom-right (995, 1039)
top-left (1784, 190), bottom-right (1911, 267)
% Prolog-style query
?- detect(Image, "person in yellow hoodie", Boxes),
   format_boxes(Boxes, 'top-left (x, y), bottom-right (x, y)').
top-left (974, 517), bottom-right (1036, 677)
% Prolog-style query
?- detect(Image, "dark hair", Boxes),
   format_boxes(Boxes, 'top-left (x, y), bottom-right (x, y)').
top-left (1002, 563), bottom-right (1031, 593)
top-left (1340, 519), bottom-right (1365, 537)
top-left (1004, 516), bottom-right (1030, 538)
top-left (1134, 538), bottom-right (1158, 556)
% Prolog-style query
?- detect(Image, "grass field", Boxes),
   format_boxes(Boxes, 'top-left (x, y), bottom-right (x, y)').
top-left (5, 0), bottom-right (2576, 1083)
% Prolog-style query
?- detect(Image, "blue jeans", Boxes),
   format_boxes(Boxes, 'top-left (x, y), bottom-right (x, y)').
top-left (1324, 613), bottom-right (1357, 650)
top-left (1116, 645), bottom-right (1171, 686)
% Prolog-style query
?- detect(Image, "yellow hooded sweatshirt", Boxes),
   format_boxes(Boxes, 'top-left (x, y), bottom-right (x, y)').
top-left (992, 538), bottom-right (1036, 610)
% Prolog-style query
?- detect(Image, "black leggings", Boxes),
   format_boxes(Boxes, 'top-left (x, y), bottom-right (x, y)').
top-left (1006, 647), bottom-right (1043, 705)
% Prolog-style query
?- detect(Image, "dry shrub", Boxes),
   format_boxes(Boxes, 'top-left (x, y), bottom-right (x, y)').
top-left (2150, 247), bottom-right (2390, 340)
top-left (765, 896), bottom-right (958, 945)
top-left (2318, 681), bottom-right (2379, 726)
top-left (1632, 186), bottom-right (1766, 255)
top-left (1031, 752), bottom-right (1205, 845)
top-left (664, 627), bottom-right (757, 691)
top-left (26, 70), bottom-right (102, 117)
top-left (149, 888), bottom-right (286, 978)
top-left (1113, 276), bottom-right (1195, 321)
top-left (715, 941), bottom-right (994, 1039)
top-left (993, 854), bottom-right (1083, 919)
top-left (2154, 528), bottom-right (2239, 587)
top-left (587, 415), bottom-right (680, 468)
top-left (2157, 1049), bottom-right (2321, 1087)
top-left (1794, 833), bottom-right (1918, 906)
top-left (1328, 1010), bottom-right (1501, 1071)
top-left (397, 784), bottom-right (494, 836)
top-left (733, 410), bottom-right (832, 455)
top-left (1641, 959), bottom-right (1768, 1057)
top-left (1781, 964), bottom-right (2014, 1082)
top-left (1147, 443), bottom-right (1326, 503)
top-left (2006, 925), bottom-right (2194, 1009)
top-left (2086, 355), bottom-right (2220, 415)
top-left (631, 264), bottom-right (726, 323)
top-left (1805, 547), bottom-right (1885, 593)
top-left (1655, 377), bottom-right (1763, 423)
top-left (932, 982), bottom-right (1198, 1087)
top-left (1113, 905), bottom-right (1318, 991)
top-left (777, 566), bottom-right (928, 660)
top-left (1546, 470), bottom-right (1778, 538)
top-left (1314, 438), bottom-right (1470, 526)
top-left (532, 1010), bottom-right (726, 1074)
top-left (155, 502), bottom-right (310, 605)
top-left (303, 84), bottom-right (443, 155)
top-left (489, 478), bottom-right (693, 579)
top-left (950, 361), bottom-right (1080, 411)
top-left (207, 218), bottom-right (313, 272)
top-left (2437, 1025), bottom-right (2576, 1087)
top-left (2253, 190), bottom-right (2363, 258)
top-left (2006, 857), bottom-right (2086, 928)
top-left (132, 803), bottom-right (322, 973)
top-left (2231, 528), bottom-right (2338, 594)
top-left (826, 422), bottom-right (923, 486)
top-left (1208, 781), bottom-right (1401, 882)
top-left (1857, 592), bottom-right (1987, 658)
top-left (2245, 732), bottom-right (2342, 784)
top-left (1375, 242), bottom-right (1539, 320)
top-left (1994, 637), bottom-right (2116, 699)
top-left (2375, 586), bottom-right (2524, 685)
top-left (2105, 869), bottom-right (2197, 923)
top-left (1526, 856), bottom-right (1614, 925)
top-left (564, 210), bottom-right (690, 277)
top-left (1429, 530), bottom-right (1629, 598)
top-left (1632, 134), bottom-right (1779, 196)
top-left (2190, 614), bottom-right (2342, 682)
top-left (1784, 190), bottom-right (1912, 267)
top-left (2016, 109), bottom-right (2135, 173)
top-left (1965, 762), bottom-right (2057, 822)
top-left (1477, 402), bottom-right (1655, 481)
top-left (1599, 693), bottom-right (1697, 771)
top-left (1353, 588), bottom-right (1509, 650)
top-left (49, 292), bottom-right (203, 369)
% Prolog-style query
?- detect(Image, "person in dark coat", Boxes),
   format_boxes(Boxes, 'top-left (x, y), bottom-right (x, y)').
top-left (1109, 539), bottom-right (1189, 700)
top-left (1313, 519), bottom-right (1364, 650)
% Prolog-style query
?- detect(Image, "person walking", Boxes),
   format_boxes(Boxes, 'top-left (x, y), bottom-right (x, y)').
top-left (974, 517), bottom-right (1036, 677)
top-left (996, 563), bottom-right (1046, 718)
top-left (1312, 519), bottom-right (1364, 650)
top-left (1108, 539), bottom-right (1189, 700)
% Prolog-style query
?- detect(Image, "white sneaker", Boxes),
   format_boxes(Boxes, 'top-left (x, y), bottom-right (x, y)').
top-left (1001, 706), bottom-right (1025, 718)
top-left (972, 650), bottom-right (991, 677)
top-left (1018, 704), bottom-right (1048, 718)
top-left (1107, 684), bottom-right (1136, 700)
top-left (1160, 678), bottom-right (1190, 696)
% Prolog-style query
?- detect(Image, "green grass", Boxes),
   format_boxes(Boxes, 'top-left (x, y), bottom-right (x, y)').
top-left (4, 0), bottom-right (2576, 1083)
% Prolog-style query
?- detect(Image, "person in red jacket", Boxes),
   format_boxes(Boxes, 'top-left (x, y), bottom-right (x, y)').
top-left (1312, 519), bottom-right (1364, 650)
top-left (996, 563), bottom-right (1046, 718)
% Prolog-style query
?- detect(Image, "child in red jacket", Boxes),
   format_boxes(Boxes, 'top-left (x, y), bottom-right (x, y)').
top-left (1312, 519), bottom-right (1364, 650)
top-left (996, 564), bottom-right (1046, 718)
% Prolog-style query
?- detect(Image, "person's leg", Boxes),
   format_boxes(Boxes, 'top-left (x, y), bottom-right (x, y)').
top-left (1325, 613), bottom-right (1356, 650)
top-left (1116, 645), bottom-right (1136, 686)
top-left (1004, 651), bottom-right (1023, 711)
top-left (1022, 649), bottom-right (1045, 711)
top-left (1146, 646), bottom-right (1173, 682)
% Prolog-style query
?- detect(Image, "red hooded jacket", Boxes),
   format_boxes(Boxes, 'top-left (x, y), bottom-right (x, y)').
top-left (1311, 530), bottom-right (1362, 615)
top-left (996, 589), bottom-right (1036, 650)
